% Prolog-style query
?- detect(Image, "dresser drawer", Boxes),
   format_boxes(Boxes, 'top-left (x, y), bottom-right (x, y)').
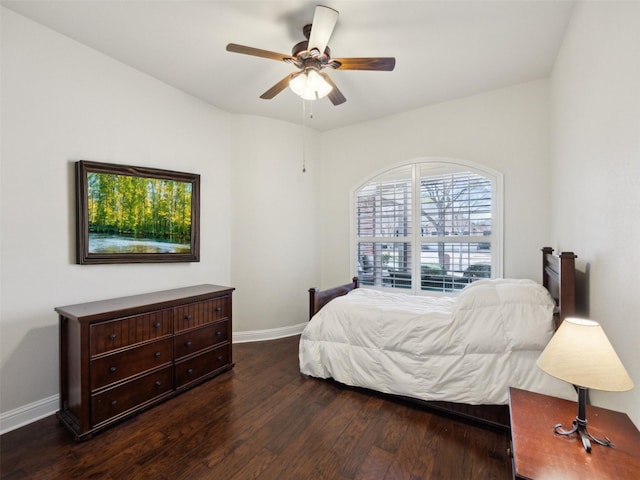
top-left (90, 310), bottom-right (172, 356)
top-left (175, 344), bottom-right (230, 389)
top-left (174, 320), bottom-right (229, 360)
top-left (91, 338), bottom-right (173, 391)
top-left (173, 296), bottom-right (230, 332)
top-left (91, 366), bottom-right (173, 427)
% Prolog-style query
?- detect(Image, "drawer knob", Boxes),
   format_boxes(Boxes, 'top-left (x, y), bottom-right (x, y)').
top-left (155, 381), bottom-right (162, 387)
top-left (187, 368), bottom-right (194, 375)
top-left (154, 351), bottom-right (161, 358)
top-left (215, 307), bottom-right (222, 313)
top-left (216, 331), bottom-right (222, 337)
top-left (185, 314), bottom-right (192, 321)
top-left (154, 322), bottom-right (161, 329)
top-left (111, 400), bottom-right (117, 407)
top-left (185, 341), bottom-right (192, 348)
top-left (109, 366), bottom-right (117, 373)
top-left (217, 356), bottom-right (223, 362)
top-left (109, 334), bottom-right (117, 340)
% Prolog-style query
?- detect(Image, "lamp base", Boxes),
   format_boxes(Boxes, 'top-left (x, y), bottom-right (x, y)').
top-left (554, 386), bottom-right (613, 453)
top-left (554, 418), bottom-right (613, 453)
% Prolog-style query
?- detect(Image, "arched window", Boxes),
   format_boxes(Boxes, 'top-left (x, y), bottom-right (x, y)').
top-left (353, 159), bottom-right (503, 294)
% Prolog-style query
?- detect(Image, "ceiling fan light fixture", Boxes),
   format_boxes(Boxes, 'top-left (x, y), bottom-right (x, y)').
top-left (289, 69), bottom-right (333, 100)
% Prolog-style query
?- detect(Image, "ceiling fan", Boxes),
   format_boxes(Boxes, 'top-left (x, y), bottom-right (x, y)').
top-left (226, 5), bottom-right (396, 105)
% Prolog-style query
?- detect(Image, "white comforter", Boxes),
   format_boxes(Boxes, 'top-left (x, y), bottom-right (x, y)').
top-left (299, 279), bottom-right (575, 405)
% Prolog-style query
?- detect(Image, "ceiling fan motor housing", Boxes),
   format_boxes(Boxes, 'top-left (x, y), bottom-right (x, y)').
top-left (292, 40), bottom-right (331, 62)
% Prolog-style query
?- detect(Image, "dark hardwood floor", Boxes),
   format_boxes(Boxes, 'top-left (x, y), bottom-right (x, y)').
top-left (0, 336), bottom-right (512, 479)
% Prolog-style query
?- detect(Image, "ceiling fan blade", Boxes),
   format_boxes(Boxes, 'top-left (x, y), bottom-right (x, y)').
top-left (260, 73), bottom-right (297, 99)
top-left (332, 57), bottom-right (396, 71)
top-left (320, 73), bottom-right (346, 106)
top-left (226, 43), bottom-right (294, 62)
top-left (308, 6), bottom-right (339, 55)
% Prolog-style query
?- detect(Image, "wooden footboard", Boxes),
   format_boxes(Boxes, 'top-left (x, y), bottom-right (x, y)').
top-left (308, 277), bottom-right (359, 320)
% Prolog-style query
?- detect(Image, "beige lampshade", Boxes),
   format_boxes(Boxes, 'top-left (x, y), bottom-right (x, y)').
top-left (537, 317), bottom-right (634, 392)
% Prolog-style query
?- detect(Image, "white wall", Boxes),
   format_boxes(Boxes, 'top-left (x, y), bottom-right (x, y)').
top-left (549, 1), bottom-right (640, 426)
top-left (319, 80), bottom-right (551, 288)
top-left (1, 9), bottom-right (232, 420)
top-left (230, 114), bottom-right (321, 336)
top-left (0, 8), bottom-right (321, 430)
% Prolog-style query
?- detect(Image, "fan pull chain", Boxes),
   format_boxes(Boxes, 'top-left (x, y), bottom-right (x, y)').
top-left (302, 99), bottom-right (308, 173)
top-left (302, 100), bottom-right (306, 173)
top-left (301, 100), bottom-right (315, 173)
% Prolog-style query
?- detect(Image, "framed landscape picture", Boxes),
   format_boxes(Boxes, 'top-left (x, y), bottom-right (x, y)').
top-left (76, 160), bottom-right (200, 264)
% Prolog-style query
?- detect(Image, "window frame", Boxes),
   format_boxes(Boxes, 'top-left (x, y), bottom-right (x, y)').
top-left (350, 158), bottom-right (503, 295)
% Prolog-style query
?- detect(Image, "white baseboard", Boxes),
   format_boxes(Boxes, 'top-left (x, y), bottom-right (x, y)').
top-left (232, 323), bottom-right (306, 343)
top-left (0, 394), bottom-right (59, 436)
top-left (0, 325), bottom-right (306, 435)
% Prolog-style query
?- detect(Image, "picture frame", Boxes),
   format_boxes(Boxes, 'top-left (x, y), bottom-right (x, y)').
top-left (76, 160), bottom-right (200, 264)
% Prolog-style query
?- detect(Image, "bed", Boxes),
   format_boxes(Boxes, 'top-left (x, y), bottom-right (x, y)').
top-left (300, 247), bottom-right (578, 429)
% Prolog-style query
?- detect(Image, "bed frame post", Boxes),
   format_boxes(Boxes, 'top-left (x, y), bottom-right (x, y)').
top-left (308, 287), bottom-right (319, 321)
top-left (541, 246), bottom-right (554, 293)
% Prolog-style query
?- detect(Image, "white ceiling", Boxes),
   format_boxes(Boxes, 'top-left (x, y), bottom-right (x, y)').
top-left (2, 0), bottom-right (576, 131)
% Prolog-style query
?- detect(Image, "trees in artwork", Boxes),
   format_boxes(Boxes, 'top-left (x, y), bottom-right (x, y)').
top-left (87, 172), bottom-right (192, 243)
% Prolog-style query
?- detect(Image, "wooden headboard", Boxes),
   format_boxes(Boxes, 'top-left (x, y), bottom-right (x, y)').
top-left (541, 247), bottom-right (577, 329)
top-left (309, 248), bottom-right (577, 324)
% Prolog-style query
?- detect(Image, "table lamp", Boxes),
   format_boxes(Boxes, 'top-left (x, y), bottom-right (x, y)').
top-left (537, 317), bottom-right (634, 453)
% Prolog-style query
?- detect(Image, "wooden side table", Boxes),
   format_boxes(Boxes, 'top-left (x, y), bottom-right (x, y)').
top-left (509, 387), bottom-right (640, 479)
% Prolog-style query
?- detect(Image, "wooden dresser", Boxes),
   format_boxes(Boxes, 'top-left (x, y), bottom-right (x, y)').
top-left (56, 284), bottom-right (234, 440)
